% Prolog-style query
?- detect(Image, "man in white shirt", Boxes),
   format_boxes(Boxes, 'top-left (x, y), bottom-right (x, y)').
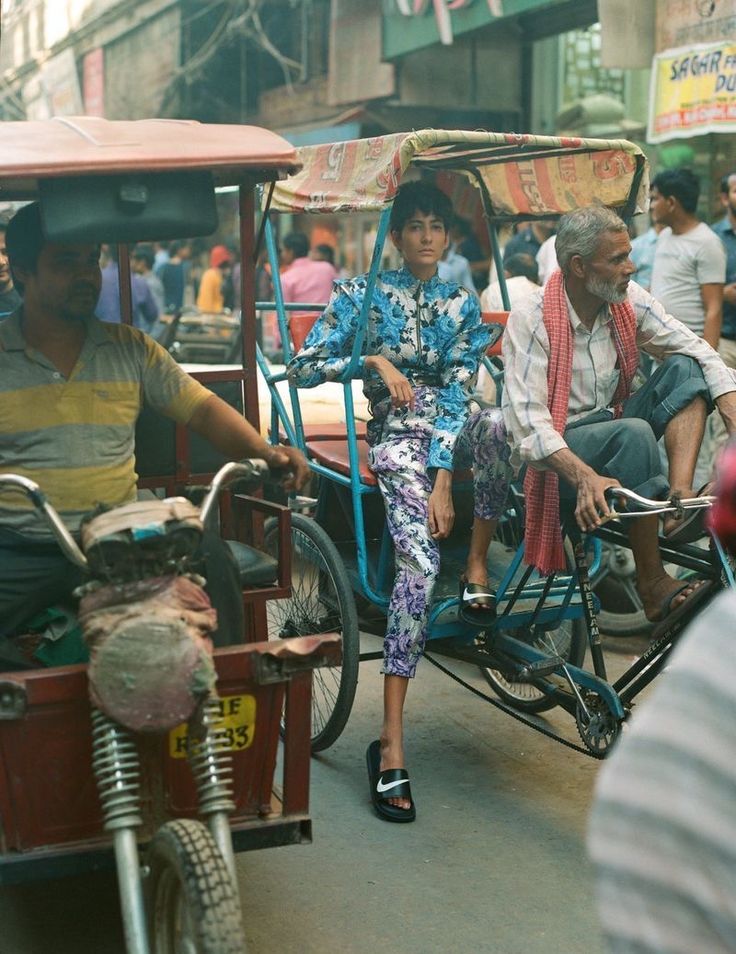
top-left (481, 253), bottom-right (539, 312)
top-left (536, 233), bottom-right (559, 285)
top-left (502, 205), bottom-right (736, 623)
top-left (649, 168), bottom-right (725, 348)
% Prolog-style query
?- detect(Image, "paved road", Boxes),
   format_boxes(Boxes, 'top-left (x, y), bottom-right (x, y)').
top-left (0, 634), bottom-right (642, 953)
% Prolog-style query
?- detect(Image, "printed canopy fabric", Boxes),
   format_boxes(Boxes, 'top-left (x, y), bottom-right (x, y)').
top-left (267, 128), bottom-right (649, 218)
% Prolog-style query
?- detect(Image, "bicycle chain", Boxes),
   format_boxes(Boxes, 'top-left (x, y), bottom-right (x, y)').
top-left (423, 653), bottom-right (605, 760)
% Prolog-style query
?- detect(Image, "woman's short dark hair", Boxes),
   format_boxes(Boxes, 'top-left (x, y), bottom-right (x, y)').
top-left (389, 181), bottom-right (453, 234)
top-left (5, 202), bottom-right (45, 293)
top-left (651, 168), bottom-right (700, 214)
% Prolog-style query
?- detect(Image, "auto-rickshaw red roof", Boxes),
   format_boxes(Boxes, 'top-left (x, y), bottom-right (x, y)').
top-left (0, 116), bottom-right (301, 198)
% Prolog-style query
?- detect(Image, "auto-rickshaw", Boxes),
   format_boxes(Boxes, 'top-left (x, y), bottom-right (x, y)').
top-left (0, 116), bottom-right (339, 954)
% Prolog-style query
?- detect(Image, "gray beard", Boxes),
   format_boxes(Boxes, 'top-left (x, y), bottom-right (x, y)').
top-left (584, 273), bottom-right (627, 304)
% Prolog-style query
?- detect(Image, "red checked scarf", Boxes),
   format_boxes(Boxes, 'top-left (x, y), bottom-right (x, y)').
top-left (523, 269), bottom-right (639, 574)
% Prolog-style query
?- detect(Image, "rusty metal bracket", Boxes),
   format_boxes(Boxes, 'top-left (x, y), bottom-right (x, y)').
top-left (0, 681), bottom-right (27, 720)
top-left (253, 634), bottom-right (342, 685)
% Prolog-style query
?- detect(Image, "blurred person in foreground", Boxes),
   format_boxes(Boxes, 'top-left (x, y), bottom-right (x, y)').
top-left (589, 437), bottom-right (736, 953)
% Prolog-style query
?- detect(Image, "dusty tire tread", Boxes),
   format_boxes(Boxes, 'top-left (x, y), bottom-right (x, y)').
top-left (147, 818), bottom-right (245, 953)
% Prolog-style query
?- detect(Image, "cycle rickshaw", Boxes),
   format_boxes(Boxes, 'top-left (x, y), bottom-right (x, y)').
top-left (257, 128), bottom-right (732, 760)
top-left (0, 117), bottom-right (341, 954)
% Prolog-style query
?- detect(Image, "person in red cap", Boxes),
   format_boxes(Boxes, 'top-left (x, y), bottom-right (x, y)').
top-left (196, 244), bottom-right (232, 313)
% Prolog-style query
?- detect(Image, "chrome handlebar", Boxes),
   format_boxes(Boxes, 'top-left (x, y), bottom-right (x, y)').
top-left (0, 458), bottom-right (275, 569)
top-left (0, 474), bottom-right (89, 568)
top-left (602, 486), bottom-right (716, 522)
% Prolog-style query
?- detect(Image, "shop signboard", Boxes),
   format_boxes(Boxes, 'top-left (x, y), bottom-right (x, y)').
top-left (647, 39), bottom-right (736, 142)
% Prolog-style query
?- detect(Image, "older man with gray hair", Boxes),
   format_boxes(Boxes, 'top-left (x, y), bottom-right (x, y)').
top-left (502, 205), bottom-right (736, 625)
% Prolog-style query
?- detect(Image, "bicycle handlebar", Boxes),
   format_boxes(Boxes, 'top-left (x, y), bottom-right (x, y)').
top-left (0, 474), bottom-right (89, 568)
top-left (0, 458), bottom-right (278, 570)
top-left (603, 485), bottom-right (716, 521)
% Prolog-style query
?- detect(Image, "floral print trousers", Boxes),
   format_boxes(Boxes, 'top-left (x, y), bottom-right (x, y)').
top-left (368, 406), bottom-right (511, 678)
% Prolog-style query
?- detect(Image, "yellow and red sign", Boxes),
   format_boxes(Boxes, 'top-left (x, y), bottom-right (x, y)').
top-left (648, 40), bottom-right (736, 143)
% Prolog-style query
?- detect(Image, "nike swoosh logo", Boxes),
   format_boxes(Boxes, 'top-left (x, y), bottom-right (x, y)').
top-left (463, 589), bottom-right (494, 601)
top-left (376, 777), bottom-right (407, 794)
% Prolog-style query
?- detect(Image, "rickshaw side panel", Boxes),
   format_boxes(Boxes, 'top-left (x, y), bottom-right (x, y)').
top-left (0, 667), bottom-right (103, 851)
top-left (0, 641), bottom-right (322, 861)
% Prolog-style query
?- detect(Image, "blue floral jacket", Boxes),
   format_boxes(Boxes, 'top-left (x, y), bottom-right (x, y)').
top-left (286, 266), bottom-right (495, 471)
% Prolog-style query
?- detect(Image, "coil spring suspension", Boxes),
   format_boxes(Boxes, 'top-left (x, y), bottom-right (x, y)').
top-left (188, 696), bottom-right (235, 817)
top-left (91, 708), bottom-right (142, 831)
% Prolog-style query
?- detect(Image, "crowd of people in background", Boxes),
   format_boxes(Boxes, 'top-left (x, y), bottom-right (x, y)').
top-left (0, 166), bottom-right (733, 381)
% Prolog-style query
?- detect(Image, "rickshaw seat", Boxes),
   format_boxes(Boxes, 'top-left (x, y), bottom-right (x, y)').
top-left (289, 312), bottom-right (320, 352)
top-left (227, 541), bottom-right (278, 587)
top-left (482, 310), bottom-right (510, 358)
top-left (306, 437), bottom-right (378, 486)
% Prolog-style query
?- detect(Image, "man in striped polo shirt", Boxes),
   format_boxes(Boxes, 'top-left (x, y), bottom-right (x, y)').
top-left (0, 202), bottom-right (309, 660)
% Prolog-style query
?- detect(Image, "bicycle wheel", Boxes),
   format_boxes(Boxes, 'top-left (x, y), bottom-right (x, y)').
top-left (264, 513), bottom-right (360, 752)
top-left (146, 818), bottom-right (245, 954)
top-left (481, 617), bottom-right (586, 714)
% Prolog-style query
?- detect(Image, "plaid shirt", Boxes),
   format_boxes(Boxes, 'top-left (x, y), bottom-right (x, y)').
top-left (502, 279), bottom-right (736, 466)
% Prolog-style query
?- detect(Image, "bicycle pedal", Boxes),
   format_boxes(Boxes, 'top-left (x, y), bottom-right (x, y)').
top-left (516, 656), bottom-right (564, 681)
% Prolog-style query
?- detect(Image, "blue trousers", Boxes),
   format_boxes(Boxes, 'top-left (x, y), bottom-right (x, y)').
top-left (560, 355), bottom-right (713, 504)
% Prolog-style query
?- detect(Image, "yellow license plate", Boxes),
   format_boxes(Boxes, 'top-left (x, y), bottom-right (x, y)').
top-left (169, 694), bottom-right (256, 759)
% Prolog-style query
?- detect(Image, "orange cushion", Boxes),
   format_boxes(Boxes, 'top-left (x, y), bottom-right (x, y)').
top-left (482, 310), bottom-right (509, 358)
top-left (306, 438), bottom-right (377, 486)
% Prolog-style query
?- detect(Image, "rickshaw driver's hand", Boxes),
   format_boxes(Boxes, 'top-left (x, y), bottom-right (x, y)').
top-left (365, 355), bottom-right (414, 409)
top-left (429, 470), bottom-right (454, 539)
top-left (544, 447), bottom-right (618, 533)
top-left (574, 471), bottom-right (621, 533)
top-left (263, 445), bottom-right (311, 492)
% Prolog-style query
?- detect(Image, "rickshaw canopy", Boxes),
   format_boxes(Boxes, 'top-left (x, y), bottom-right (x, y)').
top-left (0, 117), bottom-right (301, 200)
top-left (267, 128), bottom-right (649, 222)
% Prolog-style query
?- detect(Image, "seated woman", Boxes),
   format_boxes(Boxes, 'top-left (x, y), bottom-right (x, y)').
top-left (287, 181), bottom-right (512, 823)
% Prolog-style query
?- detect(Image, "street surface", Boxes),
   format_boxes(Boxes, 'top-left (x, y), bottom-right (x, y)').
top-left (0, 632), bottom-right (645, 953)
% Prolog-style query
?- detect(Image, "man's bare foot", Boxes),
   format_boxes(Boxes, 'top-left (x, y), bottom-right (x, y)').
top-left (380, 736), bottom-right (411, 811)
top-left (638, 573), bottom-right (706, 622)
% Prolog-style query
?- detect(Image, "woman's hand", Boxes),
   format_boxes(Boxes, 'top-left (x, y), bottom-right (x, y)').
top-left (365, 355), bottom-right (414, 409)
top-left (428, 471), bottom-right (454, 539)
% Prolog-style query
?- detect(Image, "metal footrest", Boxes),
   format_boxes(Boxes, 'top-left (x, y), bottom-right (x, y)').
top-left (514, 655), bottom-right (565, 682)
